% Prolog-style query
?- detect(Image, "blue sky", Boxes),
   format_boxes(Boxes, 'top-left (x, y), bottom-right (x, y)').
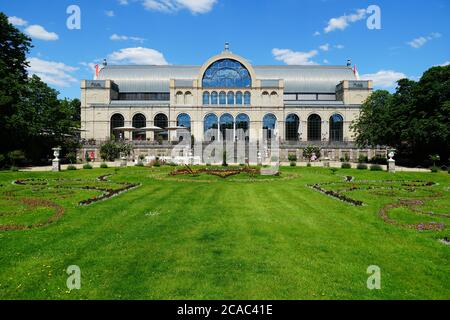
top-left (2, 0), bottom-right (449, 98)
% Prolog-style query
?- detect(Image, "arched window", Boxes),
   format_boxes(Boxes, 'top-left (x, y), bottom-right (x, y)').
top-left (176, 91), bottom-right (184, 104)
top-left (263, 114), bottom-right (277, 140)
top-left (202, 59), bottom-right (252, 88)
top-left (285, 114), bottom-right (300, 141)
top-left (185, 91), bottom-right (193, 105)
top-left (132, 113), bottom-right (146, 141)
top-left (244, 91), bottom-right (251, 105)
top-left (110, 114), bottom-right (124, 140)
top-left (227, 92), bottom-right (235, 105)
top-left (204, 113), bottom-right (218, 141)
top-left (308, 114), bottom-right (322, 141)
top-left (177, 113), bottom-right (191, 130)
top-left (203, 92), bottom-right (210, 105)
top-left (219, 91), bottom-right (226, 105)
top-left (236, 113), bottom-right (250, 141)
top-left (329, 114), bottom-right (344, 142)
top-left (211, 91), bottom-right (218, 105)
top-left (236, 91), bottom-right (243, 105)
top-left (154, 114), bottom-right (168, 141)
top-left (220, 114), bottom-right (234, 141)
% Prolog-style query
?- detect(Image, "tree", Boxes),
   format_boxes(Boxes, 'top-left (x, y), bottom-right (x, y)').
top-left (351, 65), bottom-right (450, 166)
top-left (0, 12), bottom-right (32, 154)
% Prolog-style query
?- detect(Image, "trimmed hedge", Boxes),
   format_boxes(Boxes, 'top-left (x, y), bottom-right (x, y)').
top-left (370, 164), bottom-right (383, 171)
top-left (83, 164), bottom-right (93, 170)
top-left (341, 163), bottom-right (352, 169)
top-left (67, 165), bottom-right (77, 171)
top-left (357, 163), bottom-right (368, 170)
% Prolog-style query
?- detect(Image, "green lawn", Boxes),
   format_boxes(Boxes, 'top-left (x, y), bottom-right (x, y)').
top-left (0, 166), bottom-right (449, 300)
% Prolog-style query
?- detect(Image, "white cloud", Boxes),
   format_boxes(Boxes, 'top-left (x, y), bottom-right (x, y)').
top-left (142, 0), bottom-right (217, 14)
top-left (105, 10), bottom-right (115, 17)
top-left (118, 0), bottom-right (129, 4)
top-left (361, 70), bottom-right (407, 88)
top-left (313, 31), bottom-right (320, 36)
top-left (439, 61), bottom-right (450, 66)
top-left (324, 8), bottom-right (367, 33)
top-left (110, 33), bottom-right (146, 43)
top-left (272, 48), bottom-right (318, 65)
top-left (408, 32), bottom-right (442, 48)
top-left (334, 44), bottom-right (345, 49)
top-left (107, 47), bottom-right (169, 65)
top-left (323, 59), bottom-right (329, 64)
top-left (319, 43), bottom-right (330, 51)
top-left (25, 25), bottom-right (58, 41)
top-left (28, 57), bottom-right (78, 87)
top-left (8, 16), bottom-right (28, 26)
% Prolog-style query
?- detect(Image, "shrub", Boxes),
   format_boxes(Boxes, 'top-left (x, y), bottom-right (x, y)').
top-left (370, 164), bottom-right (383, 171)
top-left (66, 152), bottom-right (77, 164)
top-left (67, 165), bottom-right (77, 171)
top-left (10, 166), bottom-right (19, 172)
top-left (430, 166), bottom-right (440, 173)
top-left (288, 154), bottom-right (297, 162)
top-left (358, 155), bottom-right (369, 163)
top-left (135, 162), bottom-right (144, 167)
top-left (100, 163), bottom-right (108, 169)
top-left (290, 162), bottom-right (296, 167)
top-left (341, 163), bottom-right (352, 169)
top-left (306, 163), bottom-right (312, 167)
top-left (83, 164), bottom-right (93, 170)
top-left (357, 163), bottom-right (368, 170)
top-left (100, 139), bottom-right (133, 162)
top-left (7, 150), bottom-right (26, 166)
top-left (370, 155), bottom-right (387, 165)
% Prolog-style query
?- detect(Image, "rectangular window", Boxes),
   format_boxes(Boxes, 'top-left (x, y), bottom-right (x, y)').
top-left (298, 94), bottom-right (317, 101)
top-left (318, 94), bottom-right (336, 101)
top-left (283, 94), bottom-right (297, 101)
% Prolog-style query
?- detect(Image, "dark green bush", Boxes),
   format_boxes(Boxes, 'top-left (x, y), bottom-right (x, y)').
top-left (358, 155), bottom-right (369, 163)
top-left (100, 163), bottom-right (108, 169)
top-left (357, 163), bottom-right (368, 170)
top-left (67, 165), bottom-right (77, 171)
top-left (288, 154), bottom-right (297, 162)
top-left (290, 162), bottom-right (296, 167)
top-left (430, 166), bottom-right (440, 173)
top-left (83, 164), bottom-right (93, 170)
top-left (306, 163), bottom-right (312, 167)
top-left (10, 166), bottom-right (19, 172)
top-left (341, 163), bottom-right (352, 169)
top-left (370, 164), bottom-right (383, 171)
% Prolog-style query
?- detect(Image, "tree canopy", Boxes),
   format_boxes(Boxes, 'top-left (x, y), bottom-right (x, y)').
top-left (0, 12), bottom-right (80, 166)
top-left (351, 65), bottom-right (450, 166)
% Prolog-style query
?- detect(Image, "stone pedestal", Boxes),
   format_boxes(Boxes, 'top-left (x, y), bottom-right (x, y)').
top-left (52, 159), bottom-right (61, 172)
top-left (388, 159), bottom-right (396, 173)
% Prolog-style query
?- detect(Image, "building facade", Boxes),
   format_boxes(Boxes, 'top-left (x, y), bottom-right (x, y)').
top-left (80, 47), bottom-right (383, 162)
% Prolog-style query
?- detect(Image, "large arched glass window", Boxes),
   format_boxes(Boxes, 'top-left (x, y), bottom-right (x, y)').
top-left (132, 113), bottom-right (146, 141)
top-left (244, 91), bottom-right (251, 105)
top-left (236, 113), bottom-right (250, 141)
top-left (227, 92), bottom-right (235, 105)
top-left (236, 91), bottom-right (243, 105)
top-left (263, 114), bottom-right (277, 140)
top-left (285, 114), bottom-right (300, 141)
top-left (329, 114), bottom-right (344, 142)
top-left (110, 114), bottom-right (124, 140)
top-left (202, 59), bottom-right (252, 88)
top-left (204, 113), bottom-right (218, 141)
top-left (219, 91), bottom-right (226, 105)
top-left (220, 113), bottom-right (234, 141)
top-left (211, 91), bottom-right (218, 105)
top-left (177, 113), bottom-right (191, 130)
top-left (154, 113), bottom-right (168, 141)
top-left (308, 114), bottom-right (322, 141)
top-left (203, 92), bottom-right (210, 105)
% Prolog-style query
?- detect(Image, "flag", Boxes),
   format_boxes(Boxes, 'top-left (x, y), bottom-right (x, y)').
top-left (94, 64), bottom-right (99, 80)
top-left (353, 65), bottom-right (360, 80)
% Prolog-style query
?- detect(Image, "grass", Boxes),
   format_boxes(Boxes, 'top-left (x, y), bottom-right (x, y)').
top-left (0, 166), bottom-right (449, 300)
